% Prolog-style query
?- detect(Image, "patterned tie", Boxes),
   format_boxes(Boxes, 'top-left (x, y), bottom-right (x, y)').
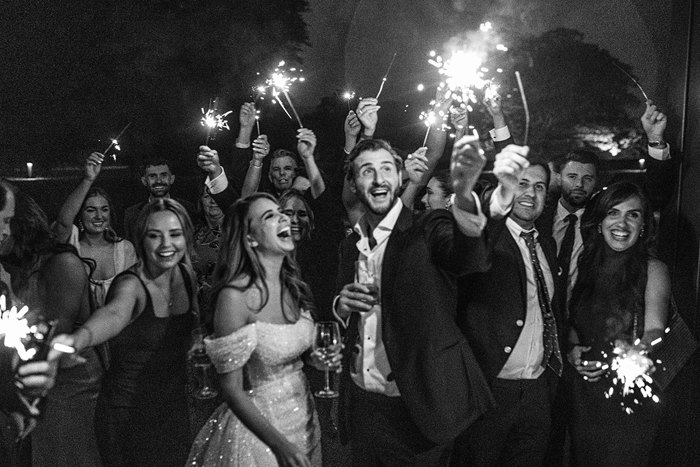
top-left (557, 214), bottom-right (578, 290)
top-left (520, 230), bottom-right (563, 376)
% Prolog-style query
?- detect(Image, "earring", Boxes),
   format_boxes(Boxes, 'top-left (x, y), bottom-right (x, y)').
top-left (640, 227), bottom-right (645, 238)
top-left (249, 241), bottom-right (258, 248)
top-left (597, 223), bottom-right (602, 234)
top-left (78, 219), bottom-right (84, 232)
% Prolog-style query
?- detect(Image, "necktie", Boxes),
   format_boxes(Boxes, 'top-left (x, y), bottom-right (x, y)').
top-left (557, 214), bottom-right (578, 287)
top-left (520, 230), bottom-right (563, 376)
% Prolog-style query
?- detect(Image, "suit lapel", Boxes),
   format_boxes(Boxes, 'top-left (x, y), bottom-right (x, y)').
top-left (380, 207), bottom-right (413, 315)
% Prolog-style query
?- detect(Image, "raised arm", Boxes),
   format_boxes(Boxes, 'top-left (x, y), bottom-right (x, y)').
top-left (344, 110), bottom-right (361, 154)
top-left (214, 288), bottom-right (312, 467)
top-left (53, 153), bottom-right (104, 243)
top-left (241, 135), bottom-right (270, 197)
top-left (356, 98), bottom-right (380, 141)
top-left (297, 128), bottom-right (325, 199)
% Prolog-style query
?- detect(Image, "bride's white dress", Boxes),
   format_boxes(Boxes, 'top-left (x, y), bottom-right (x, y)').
top-left (187, 311), bottom-right (322, 466)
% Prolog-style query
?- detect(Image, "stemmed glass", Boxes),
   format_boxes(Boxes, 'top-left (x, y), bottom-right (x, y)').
top-left (313, 321), bottom-right (341, 398)
top-left (188, 328), bottom-right (218, 400)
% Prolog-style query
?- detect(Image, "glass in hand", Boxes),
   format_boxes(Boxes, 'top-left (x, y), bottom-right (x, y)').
top-left (188, 328), bottom-right (218, 400)
top-left (313, 321), bottom-right (341, 398)
top-left (355, 260), bottom-right (379, 305)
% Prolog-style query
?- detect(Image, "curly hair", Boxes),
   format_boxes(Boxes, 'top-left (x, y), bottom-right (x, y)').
top-left (210, 193), bottom-right (315, 322)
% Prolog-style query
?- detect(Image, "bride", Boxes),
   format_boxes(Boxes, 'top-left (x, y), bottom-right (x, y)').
top-left (188, 193), bottom-right (337, 467)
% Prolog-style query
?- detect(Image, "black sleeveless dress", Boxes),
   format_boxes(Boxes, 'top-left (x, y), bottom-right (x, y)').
top-left (97, 264), bottom-right (194, 467)
top-left (569, 247), bottom-right (661, 466)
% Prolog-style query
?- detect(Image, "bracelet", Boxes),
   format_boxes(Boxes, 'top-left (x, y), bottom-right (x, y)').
top-left (249, 159), bottom-right (263, 169)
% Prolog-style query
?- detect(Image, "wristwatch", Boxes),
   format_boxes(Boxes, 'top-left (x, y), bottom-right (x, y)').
top-left (648, 140), bottom-right (667, 149)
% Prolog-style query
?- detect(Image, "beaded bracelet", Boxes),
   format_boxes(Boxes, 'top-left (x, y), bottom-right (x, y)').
top-left (249, 159), bottom-right (263, 168)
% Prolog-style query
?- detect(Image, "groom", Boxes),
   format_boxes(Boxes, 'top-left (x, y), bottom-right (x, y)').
top-left (334, 137), bottom-right (497, 465)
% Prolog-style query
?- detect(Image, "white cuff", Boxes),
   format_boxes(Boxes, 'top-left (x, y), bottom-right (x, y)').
top-left (489, 126), bottom-right (511, 142)
top-left (332, 295), bottom-right (350, 329)
top-left (235, 140), bottom-right (251, 149)
top-left (452, 192), bottom-right (487, 237)
top-left (648, 144), bottom-right (671, 161)
top-left (205, 167), bottom-right (228, 195)
top-left (489, 185), bottom-right (512, 218)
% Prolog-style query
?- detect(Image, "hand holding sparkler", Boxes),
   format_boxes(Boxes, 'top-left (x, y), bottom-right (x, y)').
top-left (568, 344), bottom-right (608, 382)
top-left (492, 145), bottom-right (530, 205)
top-left (239, 102), bottom-right (257, 130)
top-left (84, 152), bottom-right (105, 182)
top-left (404, 148), bottom-right (429, 185)
top-left (296, 129), bottom-right (317, 160)
top-left (450, 135), bottom-right (486, 212)
top-left (344, 111), bottom-right (361, 153)
top-left (356, 98), bottom-right (380, 138)
top-left (251, 135), bottom-right (270, 161)
top-left (196, 146), bottom-right (223, 179)
top-left (450, 106), bottom-right (468, 140)
top-left (483, 88), bottom-right (506, 130)
top-left (641, 100), bottom-right (667, 144)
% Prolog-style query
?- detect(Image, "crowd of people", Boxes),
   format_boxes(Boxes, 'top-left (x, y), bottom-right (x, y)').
top-left (0, 89), bottom-right (687, 467)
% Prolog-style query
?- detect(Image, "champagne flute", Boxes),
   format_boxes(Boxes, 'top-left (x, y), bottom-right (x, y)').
top-left (188, 328), bottom-right (218, 400)
top-left (313, 321), bottom-right (341, 398)
top-left (355, 260), bottom-right (379, 304)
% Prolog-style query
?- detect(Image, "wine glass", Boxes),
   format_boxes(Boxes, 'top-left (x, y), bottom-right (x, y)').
top-left (313, 321), bottom-right (341, 398)
top-left (355, 260), bottom-right (379, 304)
top-left (188, 328), bottom-right (218, 400)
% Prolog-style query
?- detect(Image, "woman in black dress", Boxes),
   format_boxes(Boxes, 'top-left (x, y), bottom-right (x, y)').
top-left (567, 182), bottom-right (670, 466)
top-left (53, 198), bottom-right (199, 466)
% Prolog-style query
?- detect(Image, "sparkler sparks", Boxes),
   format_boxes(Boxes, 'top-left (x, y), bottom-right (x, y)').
top-left (102, 122), bottom-right (131, 161)
top-left (343, 91), bottom-right (356, 111)
top-left (262, 61), bottom-right (305, 127)
top-left (200, 97), bottom-right (232, 145)
top-left (0, 296), bottom-right (37, 361)
top-left (605, 339), bottom-right (660, 414)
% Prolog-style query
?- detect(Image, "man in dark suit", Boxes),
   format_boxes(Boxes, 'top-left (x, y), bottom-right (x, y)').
top-left (454, 149), bottom-right (565, 466)
top-left (122, 157), bottom-right (197, 243)
top-left (334, 137), bottom-right (496, 466)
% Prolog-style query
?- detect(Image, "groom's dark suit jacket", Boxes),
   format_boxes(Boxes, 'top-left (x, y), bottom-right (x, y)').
top-left (457, 203), bottom-right (565, 384)
top-left (336, 205), bottom-right (495, 446)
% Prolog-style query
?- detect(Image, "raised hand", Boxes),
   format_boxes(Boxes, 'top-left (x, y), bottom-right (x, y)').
top-left (252, 135), bottom-right (270, 161)
top-left (404, 147), bottom-right (429, 185)
top-left (641, 100), bottom-right (667, 142)
top-left (196, 145), bottom-right (222, 177)
top-left (356, 98), bottom-right (380, 137)
top-left (344, 111), bottom-right (361, 139)
top-left (450, 135), bottom-right (486, 209)
top-left (493, 144), bottom-right (530, 198)
top-left (84, 152), bottom-right (104, 182)
top-left (239, 102), bottom-right (257, 129)
top-left (296, 128), bottom-right (316, 160)
top-left (450, 106), bottom-right (468, 139)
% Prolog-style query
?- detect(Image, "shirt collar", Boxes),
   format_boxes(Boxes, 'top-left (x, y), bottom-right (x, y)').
top-left (506, 216), bottom-right (540, 240)
top-left (555, 199), bottom-right (584, 222)
top-left (353, 199), bottom-right (404, 242)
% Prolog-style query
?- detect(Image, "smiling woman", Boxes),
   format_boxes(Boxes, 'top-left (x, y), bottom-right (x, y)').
top-left (51, 198), bottom-right (200, 466)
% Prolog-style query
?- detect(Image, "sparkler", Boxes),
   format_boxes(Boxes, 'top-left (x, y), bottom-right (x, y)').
top-left (200, 97), bottom-right (233, 145)
top-left (265, 61), bottom-right (305, 128)
top-left (605, 338), bottom-right (660, 414)
top-left (612, 62), bottom-right (649, 102)
top-left (375, 52), bottom-right (397, 99)
top-left (102, 122), bottom-right (132, 161)
top-left (514, 71), bottom-right (530, 146)
top-left (343, 91), bottom-right (356, 111)
top-left (0, 296), bottom-right (76, 361)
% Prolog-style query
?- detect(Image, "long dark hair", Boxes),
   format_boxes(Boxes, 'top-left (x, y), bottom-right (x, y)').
top-left (209, 193), bottom-right (315, 322)
top-left (571, 182), bottom-right (656, 333)
top-left (0, 184), bottom-right (86, 290)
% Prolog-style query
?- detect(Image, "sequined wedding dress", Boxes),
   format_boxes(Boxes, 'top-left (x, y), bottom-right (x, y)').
top-left (187, 311), bottom-right (322, 466)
